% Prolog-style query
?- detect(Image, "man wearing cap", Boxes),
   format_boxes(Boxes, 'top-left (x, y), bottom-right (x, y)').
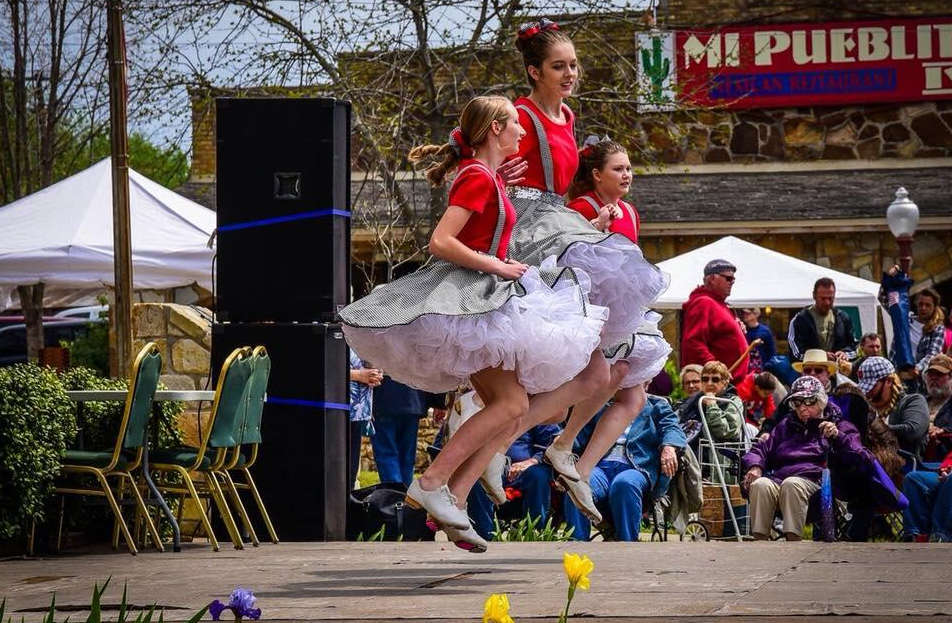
top-left (788, 277), bottom-right (857, 363)
top-left (856, 356), bottom-right (930, 459)
top-left (924, 354), bottom-right (952, 461)
top-left (681, 259), bottom-right (748, 383)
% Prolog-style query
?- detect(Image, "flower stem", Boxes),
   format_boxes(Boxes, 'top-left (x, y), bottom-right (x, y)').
top-left (558, 586), bottom-right (576, 623)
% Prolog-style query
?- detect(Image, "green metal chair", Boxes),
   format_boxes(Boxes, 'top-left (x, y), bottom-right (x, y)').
top-left (150, 346), bottom-right (251, 550)
top-left (221, 345), bottom-right (278, 545)
top-left (56, 342), bottom-right (165, 555)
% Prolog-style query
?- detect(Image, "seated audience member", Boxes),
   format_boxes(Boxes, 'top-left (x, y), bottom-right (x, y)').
top-left (790, 348), bottom-right (869, 441)
top-left (857, 357), bottom-right (930, 460)
top-left (849, 332), bottom-right (883, 381)
top-left (740, 307), bottom-right (776, 374)
top-left (742, 376), bottom-right (870, 541)
top-left (696, 360), bottom-right (744, 442)
top-left (676, 364), bottom-right (703, 403)
top-left (736, 371), bottom-right (778, 434)
top-left (563, 390), bottom-right (687, 541)
top-left (924, 354), bottom-right (952, 461)
top-left (902, 449), bottom-right (952, 542)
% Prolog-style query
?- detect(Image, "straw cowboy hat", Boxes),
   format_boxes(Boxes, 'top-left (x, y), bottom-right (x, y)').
top-left (792, 349), bottom-right (838, 374)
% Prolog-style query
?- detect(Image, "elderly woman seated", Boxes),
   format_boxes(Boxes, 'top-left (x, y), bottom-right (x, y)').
top-left (741, 376), bottom-right (870, 541)
top-left (677, 360), bottom-right (745, 442)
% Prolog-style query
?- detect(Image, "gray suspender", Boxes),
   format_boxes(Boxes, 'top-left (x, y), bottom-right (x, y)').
top-left (582, 195), bottom-right (638, 233)
top-left (515, 104), bottom-right (556, 194)
top-left (453, 162), bottom-right (508, 258)
top-left (619, 200), bottom-right (638, 230)
top-left (580, 195), bottom-right (601, 215)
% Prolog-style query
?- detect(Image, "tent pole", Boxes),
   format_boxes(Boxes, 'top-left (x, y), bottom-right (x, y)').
top-left (107, 0), bottom-right (133, 378)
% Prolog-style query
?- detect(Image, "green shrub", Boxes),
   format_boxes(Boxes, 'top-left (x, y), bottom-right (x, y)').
top-left (665, 357), bottom-right (686, 403)
top-left (492, 514), bottom-right (575, 542)
top-left (62, 321), bottom-right (110, 377)
top-left (60, 367), bottom-right (184, 451)
top-left (0, 364), bottom-right (76, 540)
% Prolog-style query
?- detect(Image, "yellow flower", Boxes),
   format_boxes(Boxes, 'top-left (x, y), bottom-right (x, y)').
top-left (563, 552), bottom-right (594, 591)
top-left (483, 593), bottom-right (514, 623)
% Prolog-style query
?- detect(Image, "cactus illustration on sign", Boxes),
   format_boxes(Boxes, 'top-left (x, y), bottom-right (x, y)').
top-left (641, 35), bottom-right (670, 101)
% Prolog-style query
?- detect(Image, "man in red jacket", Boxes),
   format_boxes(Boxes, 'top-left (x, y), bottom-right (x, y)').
top-left (680, 259), bottom-right (749, 383)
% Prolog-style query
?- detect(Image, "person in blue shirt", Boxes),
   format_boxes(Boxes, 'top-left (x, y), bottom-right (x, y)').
top-left (349, 349), bottom-right (382, 490)
top-left (372, 377), bottom-right (445, 487)
top-left (740, 307), bottom-right (776, 374)
top-left (563, 390), bottom-right (687, 541)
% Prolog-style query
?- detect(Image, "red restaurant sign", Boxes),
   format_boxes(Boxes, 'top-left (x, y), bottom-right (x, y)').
top-left (637, 17), bottom-right (952, 109)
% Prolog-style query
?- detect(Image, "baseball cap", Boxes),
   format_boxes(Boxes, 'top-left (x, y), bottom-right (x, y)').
top-left (856, 356), bottom-right (896, 395)
top-left (926, 353), bottom-right (952, 374)
top-left (704, 259), bottom-right (736, 276)
top-left (788, 375), bottom-right (826, 402)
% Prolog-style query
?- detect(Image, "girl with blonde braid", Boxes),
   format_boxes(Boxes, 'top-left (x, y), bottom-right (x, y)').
top-left (339, 96), bottom-right (607, 551)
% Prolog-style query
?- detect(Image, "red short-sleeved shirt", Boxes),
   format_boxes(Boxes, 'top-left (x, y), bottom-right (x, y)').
top-left (566, 191), bottom-right (640, 244)
top-left (513, 97), bottom-right (578, 196)
top-left (447, 160), bottom-right (515, 260)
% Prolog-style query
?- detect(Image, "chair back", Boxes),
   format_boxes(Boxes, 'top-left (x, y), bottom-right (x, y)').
top-left (118, 343), bottom-right (162, 456)
top-left (207, 347), bottom-right (253, 449)
top-left (239, 346), bottom-right (271, 446)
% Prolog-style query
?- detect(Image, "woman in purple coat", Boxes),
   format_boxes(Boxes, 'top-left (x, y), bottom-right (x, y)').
top-left (742, 376), bottom-right (871, 540)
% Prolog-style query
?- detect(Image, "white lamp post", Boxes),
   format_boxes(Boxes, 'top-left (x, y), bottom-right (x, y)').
top-left (886, 186), bottom-right (919, 274)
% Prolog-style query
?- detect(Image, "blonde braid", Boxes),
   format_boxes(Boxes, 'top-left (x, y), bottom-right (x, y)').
top-left (874, 373), bottom-right (905, 419)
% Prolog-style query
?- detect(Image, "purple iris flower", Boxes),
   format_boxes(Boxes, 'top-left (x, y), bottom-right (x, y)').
top-left (209, 588), bottom-right (261, 621)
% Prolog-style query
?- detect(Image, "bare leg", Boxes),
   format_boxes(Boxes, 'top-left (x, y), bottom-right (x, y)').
top-left (551, 360), bottom-right (631, 454)
top-left (446, 350), bottom-right (610, 500)
top-left (419, 366), bottom-right (527, 492)
top-left (574, 384), bottom-right (647, 478)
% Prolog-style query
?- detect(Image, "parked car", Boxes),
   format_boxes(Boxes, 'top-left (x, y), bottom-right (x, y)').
top-left (0, 317), bottom-right (106, 367)
top-left (53, 305), bottom-right (109, 321)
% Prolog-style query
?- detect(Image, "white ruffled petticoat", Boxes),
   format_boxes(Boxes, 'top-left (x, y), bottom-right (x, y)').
top-left (340, 258), bottom-right (608, 394)
top-left (605, 311), bottom-right (672, 389)
top-left (507, 187), bottom-right (670, 348)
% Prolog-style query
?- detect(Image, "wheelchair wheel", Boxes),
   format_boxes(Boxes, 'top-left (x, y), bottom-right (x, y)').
top-left (681, 520), bottom-right (709, 542)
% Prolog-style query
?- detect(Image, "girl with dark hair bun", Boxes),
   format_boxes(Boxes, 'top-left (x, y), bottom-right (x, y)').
top-left (339, 96), bottom-right (608, 552)
top-left (567, 138), bottom-right (640, 243)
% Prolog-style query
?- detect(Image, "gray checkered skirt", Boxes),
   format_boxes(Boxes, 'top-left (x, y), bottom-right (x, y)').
top-left (507, 187), bottom-right (670, 348)
top-left (339, 257), bottom-right (608, 394)
top-left (604, 311), bottom-right (672, 389)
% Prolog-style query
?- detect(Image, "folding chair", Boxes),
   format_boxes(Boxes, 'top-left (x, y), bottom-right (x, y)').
top-left (150, 347), bottom-right (251, 550)
top-left (56, 342), bottom-right (164, 555)
top-left (221, 345), bottom-right (279, 545)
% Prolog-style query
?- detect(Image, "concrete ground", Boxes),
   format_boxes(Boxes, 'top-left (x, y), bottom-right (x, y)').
top-left (1, 541), bottom-right (950, 622)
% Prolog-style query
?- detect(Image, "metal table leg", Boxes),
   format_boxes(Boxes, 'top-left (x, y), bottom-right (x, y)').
top-left (144, 402), bottom-right (181, 552)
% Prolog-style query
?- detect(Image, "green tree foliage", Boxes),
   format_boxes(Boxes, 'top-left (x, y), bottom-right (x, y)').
top-left (0, 364), bottom-right (76, 540)
top-left (86, 132), bottom-right (190, 190)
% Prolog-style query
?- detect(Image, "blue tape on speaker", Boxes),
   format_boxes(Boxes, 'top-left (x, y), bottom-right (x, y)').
top-left (266, 395), bottom-right (351, 411)
top-left (218, 209), bottom-right (351, 233)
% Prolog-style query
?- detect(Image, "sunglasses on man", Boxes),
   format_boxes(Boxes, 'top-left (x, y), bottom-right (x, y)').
top-left (701, 375), bottom-right (721, 383)
top-left (801, 366), bottom-right (830, 375)
top-left (789, 396), bottom-right (819, 408)
top-left (718, 273), bottom-right (735, 283)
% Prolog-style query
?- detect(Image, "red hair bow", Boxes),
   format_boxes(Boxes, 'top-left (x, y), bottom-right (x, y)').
top-left (448, 127), bottom-right (474, 158)
top-left (517, 18), bottom-right (559, 40)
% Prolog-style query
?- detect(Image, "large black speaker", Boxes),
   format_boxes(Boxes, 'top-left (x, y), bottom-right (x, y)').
top-left (211, 322), bottom-right (349, 541)
top-left (215, 97), bottom-right (351, 322)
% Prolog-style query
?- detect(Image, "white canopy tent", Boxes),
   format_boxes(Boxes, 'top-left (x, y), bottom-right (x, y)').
top-left (0, 158), bottom-right (215, 310)
top-left (654, 236), bottom-right (890, 346)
